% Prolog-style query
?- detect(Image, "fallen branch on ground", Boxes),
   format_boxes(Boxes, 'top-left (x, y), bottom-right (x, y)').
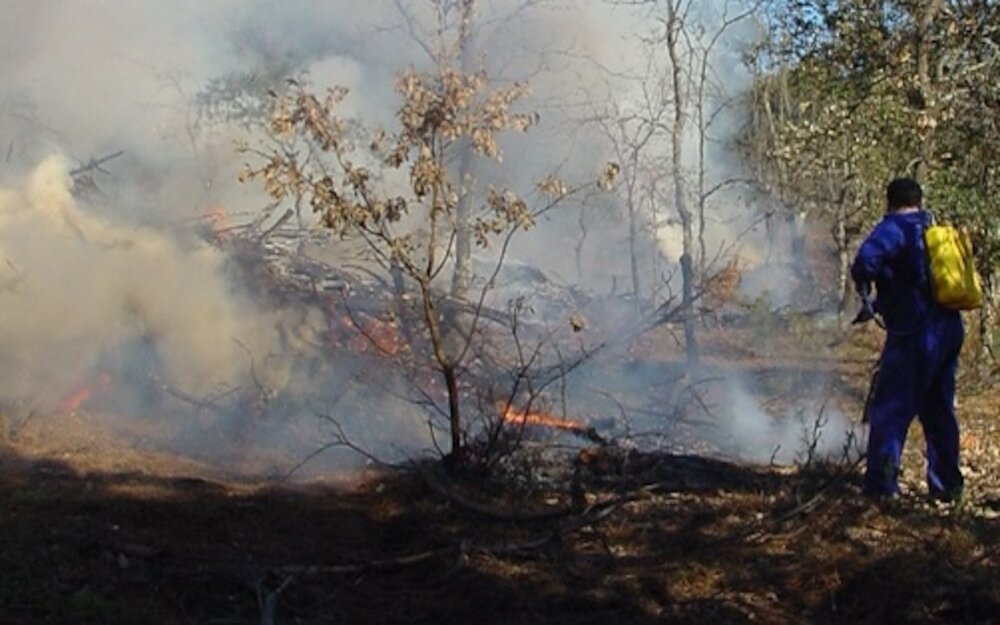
top-left (157, 379), bottom-right (237, 415)
top-left (273, 493), bottom-right (632, 577)
top-left (418, 462), bottom-right (574, 522)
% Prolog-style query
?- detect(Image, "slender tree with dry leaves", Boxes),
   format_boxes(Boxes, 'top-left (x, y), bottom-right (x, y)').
top-left (241, 67), bottom-right (614, 461)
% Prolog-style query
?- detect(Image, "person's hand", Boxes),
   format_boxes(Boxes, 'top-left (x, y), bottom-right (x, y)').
top-left (852, 298), bottom-right (875, 325)
top-left (852, 285), bottom-right (876, 325)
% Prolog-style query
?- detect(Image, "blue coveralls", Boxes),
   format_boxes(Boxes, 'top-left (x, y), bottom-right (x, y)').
top-left (851, 210), bottom-right (964, 498)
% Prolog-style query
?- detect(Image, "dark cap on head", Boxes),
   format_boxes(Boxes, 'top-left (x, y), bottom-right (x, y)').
top-left (886, 178), bottom-right (922, 211)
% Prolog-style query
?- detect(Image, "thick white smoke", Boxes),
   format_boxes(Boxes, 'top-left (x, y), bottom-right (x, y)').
top-left (721, 376), bottom-right (854, 464)
top-left (0, 156), bottom-right (276, 402)
top-left (0, 1), bottom-right (845, 470)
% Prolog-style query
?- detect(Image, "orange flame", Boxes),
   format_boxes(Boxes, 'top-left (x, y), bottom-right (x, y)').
top-left (61, 387), bottom-right (92, 413)
top-left (500, 404), bottom-right (588, 433)
top-left (204, 203), bottom-right (232, 241)
top-left (60, 373), bottom-right (113, 413)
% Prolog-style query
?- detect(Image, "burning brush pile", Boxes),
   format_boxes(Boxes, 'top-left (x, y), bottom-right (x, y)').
top-left (0, 157), bottom-right (853, 480)
top-left (0, 157), bottom-right (623, 476)
top-left (0, 159), bottom-right (265, 407)
top-left (211, 201), bottom-right (621, 457)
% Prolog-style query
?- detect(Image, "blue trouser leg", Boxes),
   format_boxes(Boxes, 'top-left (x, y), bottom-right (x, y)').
top-left (864, 312), bottom-right (963, 496)
top-left (864, 336), bottom-right (920, 495)
top-left (918, 321), bottom-right (964, 496)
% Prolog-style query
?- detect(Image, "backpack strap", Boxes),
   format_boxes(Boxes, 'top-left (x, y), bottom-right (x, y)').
top-left (914, 214), bottom-right (936, 304)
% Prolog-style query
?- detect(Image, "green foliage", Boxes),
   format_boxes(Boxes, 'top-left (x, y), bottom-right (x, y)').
top-left (928, 172), bottom-right (1000, 283)
top-left (748, 1), bottom-right (1000, 308)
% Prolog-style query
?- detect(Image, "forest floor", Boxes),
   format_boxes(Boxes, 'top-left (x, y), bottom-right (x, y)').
top-left (0, 316), bottom-right (998, 624)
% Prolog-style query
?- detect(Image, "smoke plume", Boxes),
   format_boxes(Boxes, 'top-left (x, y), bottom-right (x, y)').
top-left (0, 156), bottom-right (275, 401)
top-left (0, 1), bottom-right (853, 473)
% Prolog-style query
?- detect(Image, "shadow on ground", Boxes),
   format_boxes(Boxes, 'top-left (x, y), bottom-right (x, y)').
top-left (0, 444), bottom-right (997, 624)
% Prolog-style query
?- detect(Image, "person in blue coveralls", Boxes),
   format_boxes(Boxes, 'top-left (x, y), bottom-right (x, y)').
top-left (850, 177), bottom-right (964, 501)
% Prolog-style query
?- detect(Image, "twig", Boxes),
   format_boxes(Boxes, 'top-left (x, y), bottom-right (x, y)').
top-left (233, 338), bottom-right (269, 398)
top-left (418, 462), bottom-right (573, 521)
top-left (476, 499), bottom-right (626, 556)
top-left (963, 542), bottom-right (1000, 568)
top-left (158, 380), bottom-right (234, 415)
top-left (277, 550), bottom-right (440, 577)
top-left (258, 208), bottom-right (295, 241)
top-left (765, 456), bottom-right (865, 527)
top-left (7, 407), bottom-right (38, 440)
top-left (274, 492), bottom-right (638, 577)
top-left (280, 411), bottom-right (391, 481)
top-left (69, 150), bottom-right (125, 177)
top-left (256, 574), bottom-right (295, 625)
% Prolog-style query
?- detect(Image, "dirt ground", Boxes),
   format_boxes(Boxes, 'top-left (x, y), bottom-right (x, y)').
top-left (0, 320), bottom-right (998, 624)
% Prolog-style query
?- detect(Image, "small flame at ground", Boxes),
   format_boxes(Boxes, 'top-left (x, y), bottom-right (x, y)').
top-left (500, 404), bottom-right (588, 432)
top-left (60, 372), bottom-right (113, 413)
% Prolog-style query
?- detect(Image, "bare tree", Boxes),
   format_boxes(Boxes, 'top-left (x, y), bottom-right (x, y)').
top-left (578, 45), bottom-right (672, 305)
top-left (583, 0), bottom-right (759, 362)
top-left (693, 1), bottom-right (761, 281)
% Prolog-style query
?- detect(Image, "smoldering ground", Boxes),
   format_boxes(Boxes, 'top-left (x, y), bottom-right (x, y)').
top-left (0, 1), bottom-right (854, 475)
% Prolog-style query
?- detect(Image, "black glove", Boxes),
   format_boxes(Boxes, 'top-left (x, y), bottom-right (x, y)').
top-left (852, 299), bottom-right (875, 325)
top-left (852, 284), bottom-right (875, 325)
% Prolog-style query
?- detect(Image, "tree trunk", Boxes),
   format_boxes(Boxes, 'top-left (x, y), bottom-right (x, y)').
top-left (913, 0), bottom-right (943, 181)
top-left (667, 1), bottom-right (698, 365)
top-left (451, 0), bottom-right (478, 300)
top-left (680, 252), bottom-right (698, 364)
top-left (575, 207), bottom-right (588, 280)
top-left (443, 363), bottom-right (462, 461)
top-left (451, 154), bottom-right (474, 298)
top-left (627, 179), bottom-right (642, 303)
top-left (696, 37), bottom-right (709, 281)
top-left (791, 210), bottom-right (810, 281)
top-left (835, 204), bottom-right (850, 326)
top-left (420, 278), bottom-right (463, 459)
